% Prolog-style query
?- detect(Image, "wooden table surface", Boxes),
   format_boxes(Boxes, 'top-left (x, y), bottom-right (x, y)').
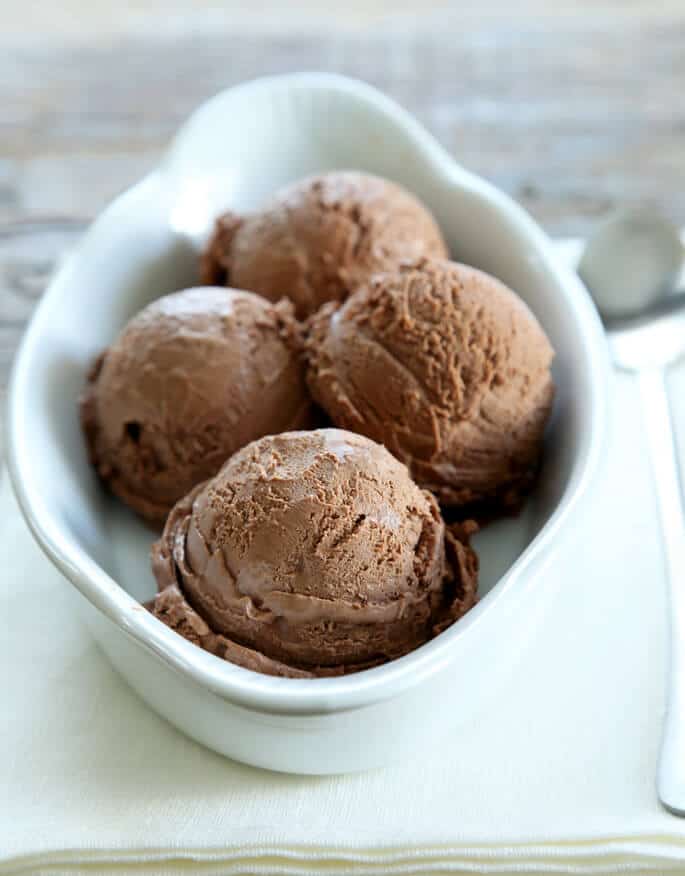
top-left (2, 0), bottom-right (684, 442)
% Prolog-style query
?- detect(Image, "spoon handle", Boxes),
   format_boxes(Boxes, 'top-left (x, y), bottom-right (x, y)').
top-left (641, 367), bottom-right (685, 814)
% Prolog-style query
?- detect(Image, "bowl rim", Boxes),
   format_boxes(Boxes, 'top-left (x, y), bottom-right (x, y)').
top-left (5, 72), bottom-right (609, 716)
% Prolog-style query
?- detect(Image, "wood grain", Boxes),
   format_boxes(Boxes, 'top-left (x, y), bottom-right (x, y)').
top-left (1, 2), bottom-right (684, 443)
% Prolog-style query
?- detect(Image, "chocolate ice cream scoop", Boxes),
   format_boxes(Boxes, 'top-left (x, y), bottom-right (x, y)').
top-left (149, 429), bottom-right (478, 677)
top-left (305, 260), bottom-right (555, 514)
top-left (200, 171), bottom-right (448, 318)
top-left (80, 287), bottom-right (312, 524)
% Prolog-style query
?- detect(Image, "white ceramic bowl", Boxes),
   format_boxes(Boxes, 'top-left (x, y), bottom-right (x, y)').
top-left (6, 74), bottom-right (608, 774)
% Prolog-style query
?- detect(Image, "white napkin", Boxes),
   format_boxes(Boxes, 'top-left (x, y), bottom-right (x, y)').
top-left (4, 242), bottom-right (685, 876)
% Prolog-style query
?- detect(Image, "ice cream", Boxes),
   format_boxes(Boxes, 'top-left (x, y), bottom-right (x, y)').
top-left (305, 259), bottom-right (555, 514)
top-left (200, 171), bottom-right (448, 318)
top-left (80, 287), bottom-right (312, 524)
top-left (149, 429), bottom-right (478, 677)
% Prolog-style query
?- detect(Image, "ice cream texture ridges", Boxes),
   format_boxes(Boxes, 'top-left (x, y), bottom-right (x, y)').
top-left (150, 429), bottom-right (478, 677)
top-left (306, 259), bottom-right (555, 513)
top-left (81, 287), bottom-right (312, 523)
top-left (201, 171), bottom-right (448, 318)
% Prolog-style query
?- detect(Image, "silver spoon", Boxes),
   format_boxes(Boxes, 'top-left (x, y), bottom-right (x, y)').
top-left (579, 207), bottom-right (685, 815)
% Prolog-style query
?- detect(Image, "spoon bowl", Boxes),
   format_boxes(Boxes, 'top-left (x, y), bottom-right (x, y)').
top-left (579, 207), bottom-right (684, 323)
